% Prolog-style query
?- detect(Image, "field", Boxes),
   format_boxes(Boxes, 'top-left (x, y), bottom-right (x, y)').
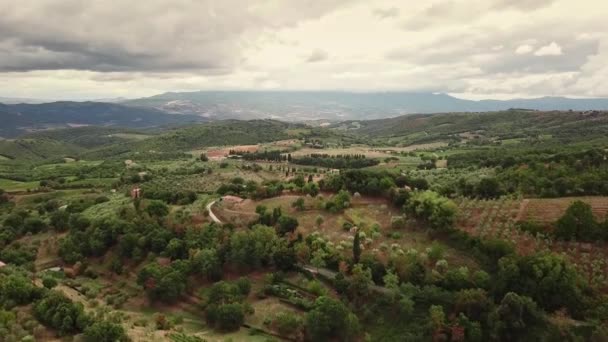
top-left (215, 194), bottom-right (480, 270)
top-left (456, 196), bottom-right (608, 289)
top-left (519, 197), bottom-right (608, 224)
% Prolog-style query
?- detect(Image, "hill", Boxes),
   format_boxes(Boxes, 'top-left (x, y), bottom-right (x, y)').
top-left (123, 91), bottom-right (608, 121)
top-left (0, 101), bottom-right (206, 138)
top-left (346, 109), bottom-right (608, 144)
top-left (0, 138), bottom-right (83, 161)
top-left (23, 126), bottom-right (154, 149)
top-left (134, 119), bottom-right (306, 152)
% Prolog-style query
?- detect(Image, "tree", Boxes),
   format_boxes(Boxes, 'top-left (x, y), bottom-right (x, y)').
top-left (347, 264), bottom-right (372, 301)
top-left (192, 248), bottom-right (222, 281)
top-left (146, 201), bottom-right (169, 218)
top-left (274, 312), bottom-right (302, 337)
top-left (496, 253), bottom-right (583, 314)
top-left (214, 303), bottom-right (245, 331)
top-left (555, 200), bottom-right (598, 241)
top-left (476, 177), bottom-right (502, 199)
top-left (83, 321), bottom-right (130, 342)
top-left (490, 292), bottom-right (545, 341)
top-left (228, 225), bottom-right (278, 269)
top-left (291, 197), bottom-right (305, 211)
top-left (407, 191), bottom-right (457, 230)
top-left (200, 153), bottom-right (209, 162)
top-left (42, 277), bottom-right (58, 289)
top-left (34, 291), bottom-right (91, 335)
top-left (293, 175), bottom-right (305, 188)
top-left (352, 230), bottom-right (361, 264)
top-left (306, 296), bottom-right (359, 341)
top-left (429, 305), bottom-right (446, 339)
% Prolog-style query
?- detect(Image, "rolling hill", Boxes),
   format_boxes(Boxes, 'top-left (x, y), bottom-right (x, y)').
top-left (346, 109), bottom-right (608, 145)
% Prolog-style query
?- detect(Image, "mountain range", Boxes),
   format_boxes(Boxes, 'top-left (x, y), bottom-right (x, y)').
top-left (2, 91), bottom-right (608, 138)
top-left (0, 101), bottom-right (205, 138)
top-left (123, 91), bottom-right (608, 121)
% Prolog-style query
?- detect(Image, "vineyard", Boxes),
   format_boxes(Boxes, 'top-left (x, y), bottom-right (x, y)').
top-left (455, 197), bottom-right (608, 291)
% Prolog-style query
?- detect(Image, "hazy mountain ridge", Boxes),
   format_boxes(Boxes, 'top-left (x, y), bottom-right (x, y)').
top-left (123, 91), bottom-right (608, 121)
top-left (0, 101), bottom-right (206, 138)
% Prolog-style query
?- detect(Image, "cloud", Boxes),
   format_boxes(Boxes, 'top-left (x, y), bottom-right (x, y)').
top-left (515, 44), bottom-right (534, 54)
top-left (0, 0), bottom-right (607, 99)
top-left (306, 49), bottom-right (329, 63)
top-left (534, 42), bottom-right (563, 56)
top-left (372, 7), bottom-right (399, 19)
top-left (0, 0), bottom-right (355, 73)
top-left (492, 0), bottom-right (556, 10)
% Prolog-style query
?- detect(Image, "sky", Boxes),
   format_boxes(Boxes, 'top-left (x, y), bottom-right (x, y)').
top-left (0, 0), bottom-right (607, 100)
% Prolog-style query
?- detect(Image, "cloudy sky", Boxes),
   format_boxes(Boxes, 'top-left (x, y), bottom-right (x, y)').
top-left (0, 0), bottom-right (607, 100)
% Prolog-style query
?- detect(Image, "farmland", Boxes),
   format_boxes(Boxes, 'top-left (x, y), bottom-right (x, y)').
top-left (1, 112), bottom-right (608, 341)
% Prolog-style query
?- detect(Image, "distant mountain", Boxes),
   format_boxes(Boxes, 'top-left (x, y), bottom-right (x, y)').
top-left (0, 96), bottom-right (49, 104)
top-left (0, 101), bottom-right (206, 138)
top-left (123, 91), bottom-right (608, 121)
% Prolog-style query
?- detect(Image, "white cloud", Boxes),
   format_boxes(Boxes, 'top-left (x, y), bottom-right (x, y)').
top-left (0, 0), bottom-right (607, 99)
top-left (515, 44), bottom-right (534, 54)
top-left (534, 42), bottom-right (563, 56)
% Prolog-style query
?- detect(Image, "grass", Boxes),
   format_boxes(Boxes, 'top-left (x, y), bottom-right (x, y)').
top-left (82, 193), bottom-right (132, 220)
top-left (0, 178), bottom-right (40, 192)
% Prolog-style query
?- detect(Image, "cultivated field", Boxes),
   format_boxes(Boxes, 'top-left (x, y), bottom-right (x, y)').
top-left (456, 196), bottom-right (608, 290)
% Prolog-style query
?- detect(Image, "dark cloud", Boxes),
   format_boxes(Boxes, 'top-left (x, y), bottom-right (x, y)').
top-left (0, 0), bottom-right (354, 73)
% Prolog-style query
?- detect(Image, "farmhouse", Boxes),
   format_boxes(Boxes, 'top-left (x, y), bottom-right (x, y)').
top-left (0, 260), bottom-right (6, 268)
top-left (131, 187), bottom-right (142, 199)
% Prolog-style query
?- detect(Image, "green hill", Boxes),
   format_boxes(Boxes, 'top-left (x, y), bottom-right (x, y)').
top-left (24, 126), bottom-right (154, 149)
top-left (0, 138), bottom-right (83, 161)
top-left (134, 119), bottom-right (304, 152)
top-left (348, 110), bottom-right (608, 145)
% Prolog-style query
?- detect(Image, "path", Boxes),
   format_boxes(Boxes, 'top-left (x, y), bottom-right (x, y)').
top-left (206, 200), bottom-right (222, 224)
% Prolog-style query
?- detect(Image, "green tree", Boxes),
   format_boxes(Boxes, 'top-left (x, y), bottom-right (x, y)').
top-left (555, 200), bottom-right (598, 241)
top-left (490, 292), bottom-right (545, 341)
top-left (274, 312), bottom-right (302, 337)
top-left (352, 230), bottom-right (361, 264)
top-left (214, 303), bottom-right (245, 331)
top-left (277, 215), bottom-right (299, 236)
top-left (83, 321), bottom-right (130, 342)
top-left (306, 296), bottom-right (360, 341)
top-left (146, 200), bottom-right (169, 218)
top-left (192, 248), bottom-right (222, 281)
top-left (429, 305), bottom-right (446, 339)
top-left (291, 197), bottom-right (305, 211)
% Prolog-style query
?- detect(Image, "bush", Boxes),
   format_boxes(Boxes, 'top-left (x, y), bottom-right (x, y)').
top-left (83, 321), bottom-right (130, 342)
top-left (210, 303), bottom-right (245, 331)
top-left (274, 312), bottom-right (302, 337)
top-left (42, 277), bottom-right (58, 289)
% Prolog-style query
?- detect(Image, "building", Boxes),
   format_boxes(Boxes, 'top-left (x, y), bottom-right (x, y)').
top-left (131, 187), bottom-right (142, 199)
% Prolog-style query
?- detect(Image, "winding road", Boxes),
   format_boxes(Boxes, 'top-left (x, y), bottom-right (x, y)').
top-left (206, 200), bottom-right (222, 223)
